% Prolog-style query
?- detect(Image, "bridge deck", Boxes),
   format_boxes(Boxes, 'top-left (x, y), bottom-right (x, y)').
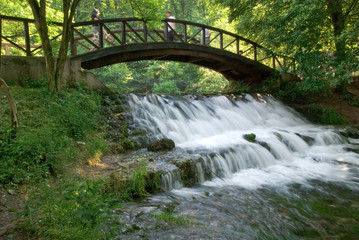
top-left (73, 42), bottom-right (274, 83)
top-left (0, 15), bottom-right (296, 83)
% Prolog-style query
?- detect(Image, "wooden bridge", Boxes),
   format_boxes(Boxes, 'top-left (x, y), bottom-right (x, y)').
top-left (0, 15), bottom-right (296, 83)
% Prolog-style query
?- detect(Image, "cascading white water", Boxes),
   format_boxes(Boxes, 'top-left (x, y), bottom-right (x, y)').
top-left (127, 94), bottom-right (359, 191)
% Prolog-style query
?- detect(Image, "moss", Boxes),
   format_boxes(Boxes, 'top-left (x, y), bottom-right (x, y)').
top-left (104, 163), bottom-right (162, 201)
top-left (0, 86), bottom-right (108, 185)
top-left (173, 159), bottom-right (199, 187)
top-left (117, 138), bottom-right (138, 153)
top-left (150, 212), bottom-right (193, 225)
top-left (244, 133), bottom-right (256, 143)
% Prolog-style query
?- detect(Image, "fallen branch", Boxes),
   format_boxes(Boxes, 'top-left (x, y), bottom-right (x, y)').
top-left (0, 78), bottom-right (19, 132)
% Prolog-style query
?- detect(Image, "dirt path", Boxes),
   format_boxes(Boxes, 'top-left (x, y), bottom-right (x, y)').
top-left (0, 188), bottom-right (31, 240)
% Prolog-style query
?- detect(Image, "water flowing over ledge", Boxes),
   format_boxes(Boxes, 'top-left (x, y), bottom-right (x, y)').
top-left (126, 94), bottom-right (359, 191)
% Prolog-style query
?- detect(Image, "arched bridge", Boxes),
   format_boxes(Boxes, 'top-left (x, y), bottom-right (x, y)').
top-left (0, 15), bottom-right (296, 83)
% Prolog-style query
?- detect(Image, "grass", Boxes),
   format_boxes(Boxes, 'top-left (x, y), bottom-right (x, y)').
top-left (20, 164), bottom-right (162, 240)
top-left (0, 81), bottom-right (164, 239)
top-left (0, 83), bottom-right (108, 185)
top-left (150, 212), bottom-right (193, 225)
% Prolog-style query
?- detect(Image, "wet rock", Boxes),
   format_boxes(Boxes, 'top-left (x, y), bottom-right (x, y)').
top-left (101, 107), bottom-right (112, 116)
top-left (345, 147), bottom-right (359, 154)
top-left (110, 94), bottom-right (120, 100)
top-left (295, 133), bottom-right (315, 145)
top-left (244, 133), bottom-right (256, 143)
top-left (113, 104), bottom-right (125, 113)
top-left (340, 127), bottom-right (359, 139)
top-left (257, 141), bottom-right (270, 151)
top-left (101, 96), bottom-right (111, 106)
top-left (109, 120), bottom-right (121, 128)
top-left (171, 157), bottom-right (210, 187)
top-left (148, 139), bottom-right (175, 152)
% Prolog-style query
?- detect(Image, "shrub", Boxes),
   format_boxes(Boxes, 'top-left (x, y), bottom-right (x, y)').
top-left (21, 165), bottom-right (162, 239)
top-left (153, 81), bottom-right (181, 94)
top-left (0, 86), bottom-right (108, 185)
top-left (300, 105), bottom-right (347, 125)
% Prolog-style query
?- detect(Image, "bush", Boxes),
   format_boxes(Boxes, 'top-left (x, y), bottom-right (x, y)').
top-left (0, 86), bottom-right (108, 185)
top-left (153, 81), bottom-right (181, 94)
top-left (22, 178), bottom-right (114, 240)
top-left (299, 105), bottom-right (347, 125)
top-left (21, 165), bottom-right (162, 239)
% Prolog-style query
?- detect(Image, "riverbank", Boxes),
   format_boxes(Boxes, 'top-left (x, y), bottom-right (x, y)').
top-left (275, 78), bottom-right (359, 126)
top-left (0, 83), bottom-right (163, 240)
top-left (1, 81), bottom-right (359, 239)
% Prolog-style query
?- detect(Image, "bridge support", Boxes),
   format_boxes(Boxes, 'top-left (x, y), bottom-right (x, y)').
top-left (0, 56), bottom-right (108, 91)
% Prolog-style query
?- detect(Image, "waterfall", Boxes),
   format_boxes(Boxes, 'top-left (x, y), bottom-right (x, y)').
top-left (127, 94), bottom-right (358, 191)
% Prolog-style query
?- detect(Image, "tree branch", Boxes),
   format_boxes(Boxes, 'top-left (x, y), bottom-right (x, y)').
top-left (345, 0), bottom-right (358, 16)
top-left (0, 78), bottom-right (19, 131)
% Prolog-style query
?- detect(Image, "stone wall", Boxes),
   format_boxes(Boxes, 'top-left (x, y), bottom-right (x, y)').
top-left (0, 56), bottom-right (108, 91)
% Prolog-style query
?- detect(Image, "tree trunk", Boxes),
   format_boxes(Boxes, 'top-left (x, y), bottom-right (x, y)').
top-left (326, 0), bottom-right (346, 62)
top-left (0, 78), bottom-right (19, 132)
top-left (27, 0), bottom-right (80, 93)
top-left (54, 0), bottom-right (80, 92)
top-left (27, 0), bottom-right (56, 92)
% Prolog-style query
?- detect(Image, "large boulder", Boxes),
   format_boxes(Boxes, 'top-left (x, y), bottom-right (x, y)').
top-left (147, 138), bottom-right (175, 152)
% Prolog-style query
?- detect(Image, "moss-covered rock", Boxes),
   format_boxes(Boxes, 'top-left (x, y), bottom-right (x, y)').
top-left (147, 139), bottom-right (175, 152)
top-left (171, 157), bottom-right (211, 187)
top-left (244, 133), bottom-right (256, 143)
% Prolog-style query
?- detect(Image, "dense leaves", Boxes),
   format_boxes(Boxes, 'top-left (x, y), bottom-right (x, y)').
top-left (216, 0), bottom-right (359, 91)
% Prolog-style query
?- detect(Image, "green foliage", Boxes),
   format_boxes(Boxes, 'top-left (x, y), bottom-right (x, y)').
top-left (344, 93), bottom-right (359, 108)
top-left (224, 81), bottom-right (251, 94)
top-left (191, 69), bottom-right (228, 93)
top-left (153, 81), bottom-right (181, 94)
top-left (104, 163), bottom-right (161, 201)
top-left (300, 105), bottom-right (347, 125)
top-left (151, 212), bottom-right (193, 225)
top-left (0, 86), bottom-right (108, 185)
top-left (20, 78), bottom-right (48, 89)
top-left (22, 179), bottom-right (113, 240)
top-left (21, 164), bottom-right (162, 239)
top-left (275, 81), bottom-right (313, 104)
top-left (216, 0), bottom-right (359, 90)
top-left (244, 133), bottom-right (256, 143)
top-left (117, 138), bottom-right (138, 153)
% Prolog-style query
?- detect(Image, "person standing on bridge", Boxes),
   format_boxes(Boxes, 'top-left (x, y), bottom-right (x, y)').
top-left (91, 8), bottom-right (100, 51)
top-left (90, 8), bottom-right (113, 51)
top-left (166, 11), bottom-right (176, 42)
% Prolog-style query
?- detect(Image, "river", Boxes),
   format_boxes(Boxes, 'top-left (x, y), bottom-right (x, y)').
top-left (112, 93), bottom-right (359, 239)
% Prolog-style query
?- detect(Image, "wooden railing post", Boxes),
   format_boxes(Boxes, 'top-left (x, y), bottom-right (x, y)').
top-left (184, 24), bottom-right (187, 43)
top-left (164, 21), bottom-right (169, 41)
top-left (236, 37), bottom-right (239, 54)
top-left (99, 22), bottom-right (104, 48)
top-left (219, 32), bottom-right (223, 49)
top-left (271, 54), bottom-right (275, 69)
top-left (201, 26), bottom-right (205, 45)
top-left (143, 21), bottom-right (148, 43)
top-left (24, 21), bottom-right (31, 56)
top-left (0, 18), bottom-right (2, 61)
top-left (122, 21), bottom-right (126, 45)
top-left (254, 45), bottom-right (257, 61)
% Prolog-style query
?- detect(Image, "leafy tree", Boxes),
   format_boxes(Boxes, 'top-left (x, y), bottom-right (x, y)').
top-left (216, 0), bottom-right (359, 90)
top-left (26, 0), bottom-right (81, 92)
top-left (153, 81), bottom-right (181, 94)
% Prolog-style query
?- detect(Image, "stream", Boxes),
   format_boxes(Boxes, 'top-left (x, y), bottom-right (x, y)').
top-left (110, 93), bottom-right (359, 239)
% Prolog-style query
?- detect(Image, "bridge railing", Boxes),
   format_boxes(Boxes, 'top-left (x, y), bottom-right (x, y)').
top-left (0, 15), bottom-right (297, 72)
top-left (0, 15), bottom-right (62, 57)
